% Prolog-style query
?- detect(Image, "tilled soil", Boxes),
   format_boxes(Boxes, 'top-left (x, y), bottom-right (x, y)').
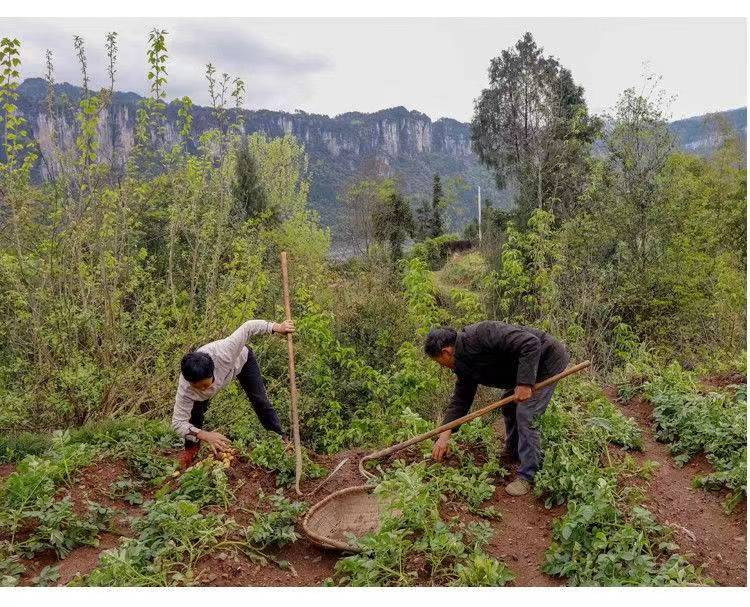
top-left (9, 391), bottom-right (745, 587)
top-left (606, 387), bottom-right (747, 586)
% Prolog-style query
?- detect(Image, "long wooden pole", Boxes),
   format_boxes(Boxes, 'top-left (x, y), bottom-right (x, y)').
top-left (359, 360), bottom-right (591, 478)
top-left (280, 251), bottom-right (303, 495)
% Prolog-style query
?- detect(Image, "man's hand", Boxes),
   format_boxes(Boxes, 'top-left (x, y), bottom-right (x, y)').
top-left (196, 430), bottom-right (232, 455)
top-left (432, 429), bottom-right (452, 463)
top-left (514, 384), bottom-right (533, 402)
top-left (273, 320), bottom-right (295, 335)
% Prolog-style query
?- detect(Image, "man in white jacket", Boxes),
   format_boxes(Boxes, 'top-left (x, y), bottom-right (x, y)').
top-left (172, 319), bottom-right (295, 467)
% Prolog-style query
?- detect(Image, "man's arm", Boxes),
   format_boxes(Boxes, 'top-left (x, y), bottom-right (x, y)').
top-left (171, 387), bottom-right (200, 440)
top-left (510, 330), bottom-right (542, 387)
top-left (219, 320), bottom-right (276, 363)
top-left (433, 376), bottom-right (478, 462)
top-left (172, 388), bottom-right (232, 454)
top-left (442, 375), bottom-right (479, 425)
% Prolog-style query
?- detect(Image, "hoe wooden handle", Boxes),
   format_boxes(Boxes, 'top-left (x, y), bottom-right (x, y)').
top-left (359, 360), bottom-right (591, 478)
top-left (281, 251), bottom-right (303, 495)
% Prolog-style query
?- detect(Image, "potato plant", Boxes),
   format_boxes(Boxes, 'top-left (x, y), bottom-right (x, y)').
top-left (642, 364), bottom-right (746, 511)
top-left (328, 461), bottom-right (514, 587)
top-left (536, 377), bottom-right (711, 586)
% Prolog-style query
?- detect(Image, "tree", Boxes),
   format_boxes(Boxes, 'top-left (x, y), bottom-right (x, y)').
top-left (470, 32), bottom-right (600, 223)
top-left (413, 175), bottom-right (444, 242)
top-left (430, 173), bottom-right (444, 238)
top-left (231, 136), bottom-right (268, 220)
top-left (372, 179), bottom-right (414, 263)
top-left (603, 82), bottom-right (675, 274)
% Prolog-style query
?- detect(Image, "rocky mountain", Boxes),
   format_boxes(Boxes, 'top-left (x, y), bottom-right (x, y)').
top-left (11, 78), bottom-right (746, 232)
top-left (14, 78), bottom-right (505, 230)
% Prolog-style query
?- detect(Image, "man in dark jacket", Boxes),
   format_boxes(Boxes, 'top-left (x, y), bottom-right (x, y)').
top-left (424, 321), bottom-right (569, 496)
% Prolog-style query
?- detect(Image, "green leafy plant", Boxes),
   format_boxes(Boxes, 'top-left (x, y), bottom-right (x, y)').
top-left (32, 564), bottom-right (60, 587)
top-left (84, 499), bottom-right (228, 586)
top-left (108, 478), bottom-right (144, 505)
top-left (20, 498), bottom-right (113, 559)
top-left (536, 377), bottom-right (711, 586)
top-left (643, 363), bottom-right (746, 510)
top-left (244, 490), bottom-right (307, 549)
top-left (164, 457), bottom-right (232, 508)
top-left (329, 461), bottom-right (512, 587)
top-left (249, 435), bottom-right (326, 487)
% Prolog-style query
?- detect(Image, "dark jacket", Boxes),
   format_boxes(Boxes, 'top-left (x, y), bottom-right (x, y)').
top-left (443, 321), bottom-right (567, 424)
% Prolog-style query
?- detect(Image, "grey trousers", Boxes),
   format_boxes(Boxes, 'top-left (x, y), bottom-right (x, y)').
top-left (502, 346), bottom-right (570, 481)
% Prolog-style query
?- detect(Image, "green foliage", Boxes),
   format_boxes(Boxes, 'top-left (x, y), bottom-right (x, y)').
top-left (20, 498), bottom-right (113, 559)
top-left (535, 377), bottom-right (710, 586)
top-left (84, 499), bottom-right (227, 586)
top-left (232, 136), bottom-right (269, 220)
top-left (0, 432), bottom-right (52, 464)
top-left (164, 457), bottom-right (232, 508)
top-left (643, 363), bottom-right (747, 510)
top-left (245, 490), bottom-right (307, 549)
top-left (249, 435), bottom-right (326, 487)
top-left (453, 552), bottom-right (515, 586)
top-left (471, 32), bottom-right (600, 222)
top-left (0, 542), bottom-right (24, 586)
top-left (329, 461), bottom-right (513, 587)
top-left (439, 251), bottom-right (488, 290)
top-left (32, 564), bottom-right (60, 587)
top-left (409, 233), bottom-right (462, 270)
top-left (1, 433), bottom-right (96, 532)
top-left (108, 478), bottom-right (144, 505)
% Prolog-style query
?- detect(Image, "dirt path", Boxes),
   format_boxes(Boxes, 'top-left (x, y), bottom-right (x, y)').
top-left (485, 480), bottom-right (564, 586)
top-left (607, 387), bottom-right (747, 586)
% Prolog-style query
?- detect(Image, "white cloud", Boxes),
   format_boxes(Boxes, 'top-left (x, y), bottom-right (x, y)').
top-left (0, 17), bottom-right (745, 121)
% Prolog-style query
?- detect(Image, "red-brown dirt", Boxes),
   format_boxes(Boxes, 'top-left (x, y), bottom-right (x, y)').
top-left (606, 387), bottom-right (747, 587)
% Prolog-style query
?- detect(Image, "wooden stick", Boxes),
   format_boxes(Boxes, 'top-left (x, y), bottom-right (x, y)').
top-left (359, 360), bottom-right (591, 478)
top-left (281, 251), bottom-right (303, 495)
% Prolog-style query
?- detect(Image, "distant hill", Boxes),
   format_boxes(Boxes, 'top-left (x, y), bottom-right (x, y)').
top-left (669, 107), bottom-right (746, 155)
top-left (11, 78), bottom-right (747, 234)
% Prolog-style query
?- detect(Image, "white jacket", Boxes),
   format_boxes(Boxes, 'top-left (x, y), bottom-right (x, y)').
top-left (171, 320), bottom-right (274, 438)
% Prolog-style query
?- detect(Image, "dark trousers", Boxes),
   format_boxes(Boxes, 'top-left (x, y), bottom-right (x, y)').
top-left (501, 344), bottom-right (570, 481)
top-left (185, 348), bottom-right (284, 447)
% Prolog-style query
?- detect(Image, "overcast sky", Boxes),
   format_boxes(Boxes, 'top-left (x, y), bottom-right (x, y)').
top-left (1, 17), bottom-right (746, 122)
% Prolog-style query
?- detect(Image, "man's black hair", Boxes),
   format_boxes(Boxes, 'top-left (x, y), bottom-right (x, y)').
top-left (181, 351), bottom-right (214, 383)
top-left (424, 326), bottom-right (458, 357)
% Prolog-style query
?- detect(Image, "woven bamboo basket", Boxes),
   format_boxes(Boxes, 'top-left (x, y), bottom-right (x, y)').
top-left (301, 484), bottom-right (381, 551)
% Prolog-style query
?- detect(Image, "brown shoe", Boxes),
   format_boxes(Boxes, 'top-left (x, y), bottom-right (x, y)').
top-left (505, 477), bottom-right (531, 496)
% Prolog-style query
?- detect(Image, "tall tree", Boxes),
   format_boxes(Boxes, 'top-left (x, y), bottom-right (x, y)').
top-left (232, 136), bottom-right (268, 220)
top-left (471, 32), bottom-right (600, 223)
top-left (430, 173), bottom-right (444, 238)
top-left (372, 179), bottom-right (414, 263)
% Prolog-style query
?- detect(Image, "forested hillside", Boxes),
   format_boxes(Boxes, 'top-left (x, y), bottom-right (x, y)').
top-left (0, 30), bottom-right (746, 587)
